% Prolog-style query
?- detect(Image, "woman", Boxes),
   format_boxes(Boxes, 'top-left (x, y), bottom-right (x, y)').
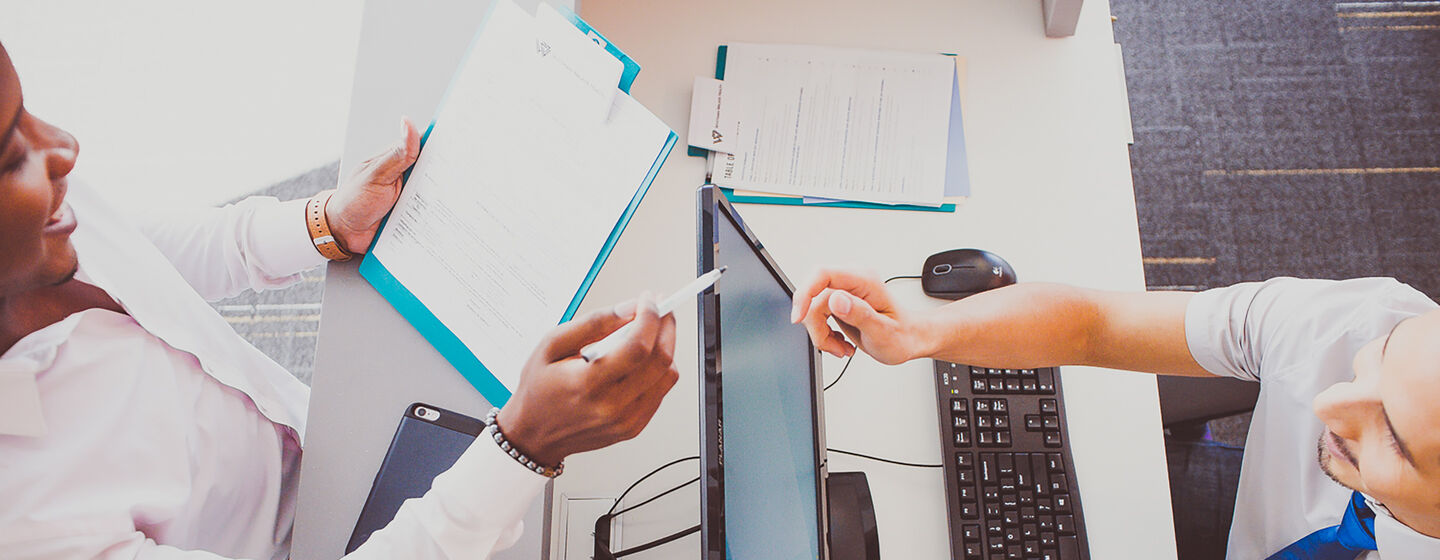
top-left (0, 41), bottom-right (678, 559)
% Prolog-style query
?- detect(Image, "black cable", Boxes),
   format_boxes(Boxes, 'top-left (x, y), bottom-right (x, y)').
top-left (607, 456), bottom-right (698, 515)
top-left (613, 524), bottom-right (701, 557)
top-left (610, 475), bottom-right (699, 517)
top-left (821, 275), bottom-right (917, 392)
top-left (827, 447), bottom-right (942, 469)
top-left (822, 352), bottom-right (856, 391)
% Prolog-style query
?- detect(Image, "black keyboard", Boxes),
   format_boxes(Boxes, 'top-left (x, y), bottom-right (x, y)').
top-left (932, 362), bottom-right (1090, 560)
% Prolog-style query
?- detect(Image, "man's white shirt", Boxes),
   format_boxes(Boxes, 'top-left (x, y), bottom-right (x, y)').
top-left (0, 184), bottom-right (547, 559)
top-left (1186, 277), bottom-right (1440, 559)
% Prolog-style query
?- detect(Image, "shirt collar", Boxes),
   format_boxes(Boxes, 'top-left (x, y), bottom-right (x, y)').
top-left (1374, 506), bottom-right (1440, 559)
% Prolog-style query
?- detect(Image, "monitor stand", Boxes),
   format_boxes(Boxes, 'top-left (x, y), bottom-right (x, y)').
top-left (827, 471), bottom-right (881, 560)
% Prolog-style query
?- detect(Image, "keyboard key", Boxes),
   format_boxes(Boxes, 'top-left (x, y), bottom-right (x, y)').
top-left (1024, 540), bottom-right (1041, 556)
top-left (1050, 478), bottom-right (1069, 494)
top-left (960, 501), bottom-right (979, 519)
top-left (975, 400), bottom-right (991, 413)
top-left (954, 415), bottom-right (970, 429)
top-left (1044, 431), bottom-right (1063, 447)
top-left (1037, 370), bottom-right (1055, 393)
top-left (1002, 494), bottom-right (1019, 508)
top-left (955, 431), bottom-right (971, 447)
top-left (984, 488), bottom-right (1001, 502)
top-left (1037, 498), bottom-right (1053, 513)
top-left (957, 469), bottom-right (974, 484)
top-left (1004, 528), bottom-right (1021, 543)
top-left (1047, 453), bottom-right (1064, 473)
top-left (963, 542), bottom-right (982, 558)
top-left (1003, 368), bottom-right (1018, 376)
top-left (962, 525), bottom-right (981, 541)
top-left (978, 431), bottom-right (994, 445)
top-left (1042, 549), bottom-right (1059, 560)
top-left (989, 540), bottom-right (1005, 553)
top-left (980, 453), bottom-right (997, 483)
top-left (993, 399), bottom-right (1007, 413)
top-left (977, 415), bottom-right (992, 428)
top-left (957, 452), bottom-right (974, 468)
top-left (986, 504), bottom-right (1003, 518)
top-left (1006, 546), bottom-right (1023, 559)
top-left (1025, 415), bottom-right (1043, 430)
top-left (1022, 523), bottom-right (1038, 539)
top-left (960, 486), bottom-right (976, 501)
top-left (993, 415), bottom-right (1009, 429)
top-left (998, 454), bottom-right (1015, 475)
top-left (1055, 494), bottom-right (1071, 513)
top-left (1020, 491), bottom-right (1035, 508)
top-left (996, 431), bottom-right (1011, 445)
top-left (952, 398), bottom-right (968, 413)
top-left (970, 366), bottom-right (985, 376)
top-left (1039, 516), bottom-right (1056, 532)
top-left (1042, 415), bottom-right (1060, 429)
top-left (987, 368), bottom-right (1002, 376)
top-left (1031, 454), bottom-right (1050, 494)
top-left (1020, 368), bottom-right (1036, 376)
top-left (1041, 532), bottom-right (1057, 547)
top-left (1005, 379), bottom-right (1022, 392)
top-left (972, 379), bottom-right (987, 393)
top-left (987, 520), bottom-right (1003, 536)
top-left (1022, 506), bottom-right (1037, 522)
top-left (1022, 379), bottom-right (1038, 392)
top-left (1057, 515), bottom-right (1075, 535)
top-left (1061, 536), bottom-right (1082, 559)
top-left (1040, 399), bottom-right (1058, 414)
top-left (989, 379), bottom-right (1005, 392)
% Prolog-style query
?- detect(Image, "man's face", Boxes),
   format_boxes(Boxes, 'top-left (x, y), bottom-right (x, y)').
top-left (0, 42), bottom-right (82, 298)
top-left (1314, 308), bottom-right (1440, 536)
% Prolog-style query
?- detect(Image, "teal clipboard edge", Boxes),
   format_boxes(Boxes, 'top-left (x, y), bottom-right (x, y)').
top-left (358, 3), bottom-right (674, 405)
top-left (719, 187), bottom-right (956, 212)
top-left (560, 131), bottom-right (678, 322)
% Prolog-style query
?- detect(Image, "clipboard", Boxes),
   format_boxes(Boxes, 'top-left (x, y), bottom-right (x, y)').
top-left (692, 45), bottom-right (970, 212)
top-left (358, 1), bottom-right (678, 405)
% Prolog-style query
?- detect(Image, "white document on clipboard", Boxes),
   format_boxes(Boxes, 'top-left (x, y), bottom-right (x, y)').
top-left (361, 0), bottom-right (676, 402)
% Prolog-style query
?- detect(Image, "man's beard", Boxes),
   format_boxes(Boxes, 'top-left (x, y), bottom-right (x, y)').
top-left (1317, 433), bottom-right (1355, 491)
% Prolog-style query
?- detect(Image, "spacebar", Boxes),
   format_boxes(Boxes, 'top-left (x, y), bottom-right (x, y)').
top-left (1060, 535), bottom-right (1081, 559)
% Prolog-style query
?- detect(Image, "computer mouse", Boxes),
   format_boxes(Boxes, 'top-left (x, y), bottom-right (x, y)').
top-left (921, 248), bottom-right (1017, 300)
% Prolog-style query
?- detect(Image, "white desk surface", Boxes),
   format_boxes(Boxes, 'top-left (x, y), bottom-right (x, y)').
top-left (294, 1), bottom-right (1178, 558)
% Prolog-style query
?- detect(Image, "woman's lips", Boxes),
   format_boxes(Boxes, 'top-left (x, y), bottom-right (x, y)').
top-left (43, 203), bottom-right (76, 236)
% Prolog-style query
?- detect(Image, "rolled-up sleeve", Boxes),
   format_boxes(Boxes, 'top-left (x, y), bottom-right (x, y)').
top-left (136, 197), bottom-right (328, 302)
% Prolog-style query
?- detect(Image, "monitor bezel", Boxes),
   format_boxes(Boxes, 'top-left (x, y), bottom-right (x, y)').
top-left (697, 184), bottom-right (829, 560)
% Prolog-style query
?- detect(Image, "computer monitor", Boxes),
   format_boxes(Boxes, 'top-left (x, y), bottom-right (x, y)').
top-left (697, 185), bottom-right (829, 560)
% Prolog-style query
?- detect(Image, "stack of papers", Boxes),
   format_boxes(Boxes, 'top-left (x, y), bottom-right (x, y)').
top-left (687, 43), bottom-right (970, 211)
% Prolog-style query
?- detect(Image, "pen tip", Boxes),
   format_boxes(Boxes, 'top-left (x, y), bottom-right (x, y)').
top-left (717, 266), bottom-right (728, 273)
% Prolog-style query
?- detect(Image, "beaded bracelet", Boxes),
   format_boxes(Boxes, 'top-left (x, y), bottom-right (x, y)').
top-left (485, 407), bottom-right (565, 478)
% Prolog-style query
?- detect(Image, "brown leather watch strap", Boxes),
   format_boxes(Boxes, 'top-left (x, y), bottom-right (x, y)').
top-left (306, 190), bottom-right (353, 262)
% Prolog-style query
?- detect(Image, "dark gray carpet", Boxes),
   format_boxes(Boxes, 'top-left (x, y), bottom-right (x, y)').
top-left (1113, 0), bottom-right (1440, 298)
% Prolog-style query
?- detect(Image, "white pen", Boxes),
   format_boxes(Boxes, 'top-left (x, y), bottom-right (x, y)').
top-left (581, 266), bottom-right (727, 362)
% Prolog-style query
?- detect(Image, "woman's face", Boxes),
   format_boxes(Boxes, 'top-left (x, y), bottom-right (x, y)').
top-left (0, 43), bottom-right (81, 299)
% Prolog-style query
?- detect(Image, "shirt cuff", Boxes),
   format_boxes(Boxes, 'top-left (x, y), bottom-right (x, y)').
top-left (249, 197), bottom-right (329, 276)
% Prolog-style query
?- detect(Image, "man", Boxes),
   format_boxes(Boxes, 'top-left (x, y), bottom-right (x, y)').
top-left (0, 41), bottom-right (677, 559)
top-left (792, 270), bottom-right (1440, 558)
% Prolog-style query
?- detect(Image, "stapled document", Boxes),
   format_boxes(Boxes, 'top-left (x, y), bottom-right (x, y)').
top-left (532, 3), bottom-right (623, 121)
top-left (688, 77), bottom-right (740, 153)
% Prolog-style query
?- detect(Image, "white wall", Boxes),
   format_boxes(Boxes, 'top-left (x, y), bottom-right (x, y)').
top-left (0, 1), bottom-right (363, 213)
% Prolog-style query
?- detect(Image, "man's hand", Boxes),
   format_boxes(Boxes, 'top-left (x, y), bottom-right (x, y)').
top-left (327, 118), bottom-right (422, 255)
top-left (497, 295), bottom-right (679, 467)
top-left (791, 269), bottom-right (930, 365)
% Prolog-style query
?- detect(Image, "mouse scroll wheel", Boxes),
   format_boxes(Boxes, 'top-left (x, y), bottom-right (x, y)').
top-left (931, 264), bottom-right (952, 275)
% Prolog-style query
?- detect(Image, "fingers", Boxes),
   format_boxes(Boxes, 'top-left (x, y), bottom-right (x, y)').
top-left (540, 300), bottom-right (635, 361)
top-left (791, 268), bottom-right (891, 324)
top-left (367, 117), bottom-right (422, 185)
top-left (603, 296), bottom-right (662, 368)
top-left (799, 288), bottom-right (857, 358)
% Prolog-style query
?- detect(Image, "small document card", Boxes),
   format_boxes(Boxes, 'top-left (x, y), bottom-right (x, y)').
top-left (688, 77), bottom-right (739, 153)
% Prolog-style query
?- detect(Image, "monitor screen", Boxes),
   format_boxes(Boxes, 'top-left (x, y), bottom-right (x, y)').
top-left (699, 186), bottom-right (827, 560)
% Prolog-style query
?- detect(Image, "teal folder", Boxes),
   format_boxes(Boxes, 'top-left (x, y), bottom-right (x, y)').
top-left (358, 5), bottom-right (677, 406)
